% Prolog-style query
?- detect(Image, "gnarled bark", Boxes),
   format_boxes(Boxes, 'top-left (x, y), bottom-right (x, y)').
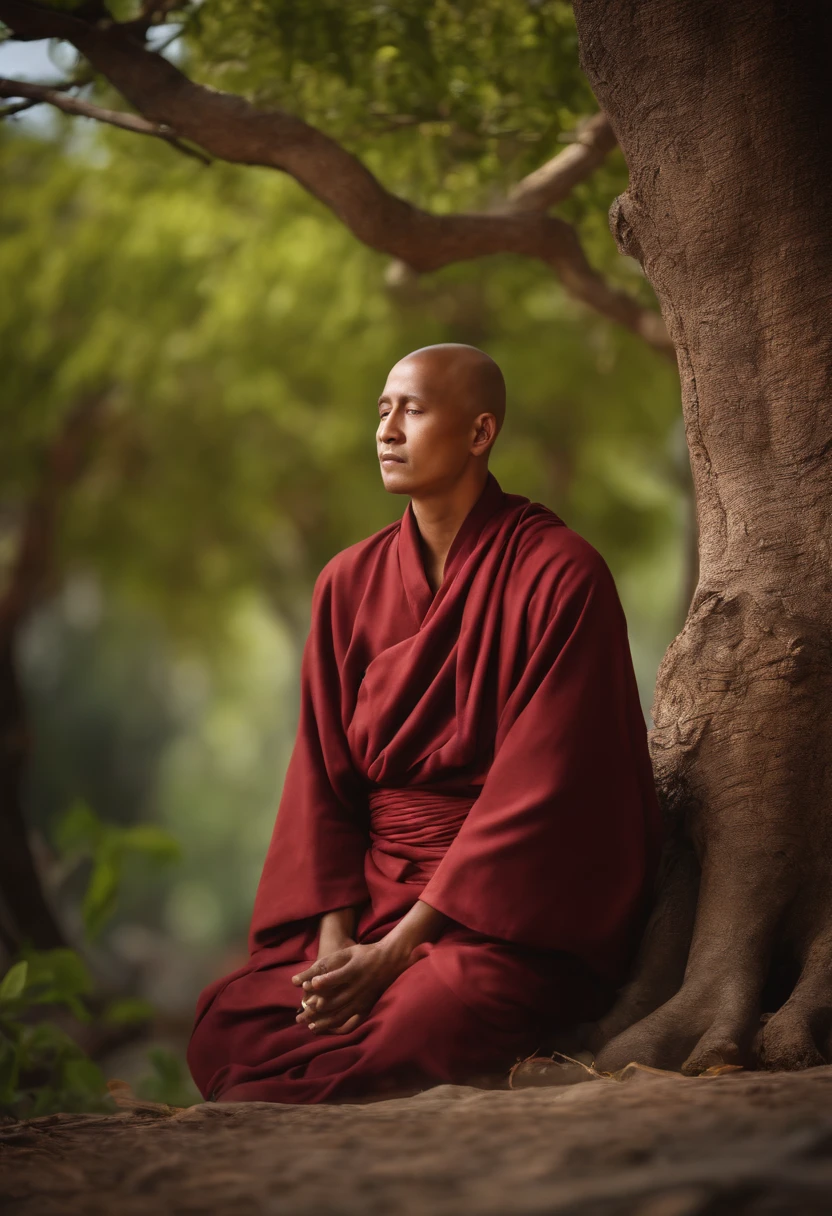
top-left (573, 0), bottom-right (832, 1073)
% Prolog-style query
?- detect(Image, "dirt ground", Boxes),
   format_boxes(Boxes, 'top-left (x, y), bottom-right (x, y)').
top-left (3, 1063), bottom-right (832, 1215)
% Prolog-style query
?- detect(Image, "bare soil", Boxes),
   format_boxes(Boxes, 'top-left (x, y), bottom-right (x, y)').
top-left (2, 1064), bottom-right (832, 1214)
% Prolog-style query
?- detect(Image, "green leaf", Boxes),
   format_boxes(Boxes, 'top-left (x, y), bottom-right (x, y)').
top-left (52, 798), bottom-right (105, 857)
top-left (101, 997), bottom-right (155, 1026)
top-left (51, 995), bottom-right (91, 1023)
top-left (19, 1020), bottom-right (80, 1062)
top-left (27, 1088), bottom-right (63, 1118)
top-left (81, 852), bottom-right (121, 939)
top-left (21, 948), bottom-right (93, 1002)
top-left (147, 1046), bottom-right (183, 1086)
top-left (118, 824), bottom-right (182, 864)
top-left (0, 961), bottom-right (28, 1004)
top-left (135, 1046), bottom-right (199, 1107)
top-left (62, 1056), bottom-right (107, 1098)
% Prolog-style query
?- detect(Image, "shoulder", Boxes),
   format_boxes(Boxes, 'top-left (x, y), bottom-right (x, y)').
top-left (511, 515), bottom-right (625, 646)
top-left (512, 510), bottom-right (616, 598)
top-left (312, 518), bottom-right (401, 604)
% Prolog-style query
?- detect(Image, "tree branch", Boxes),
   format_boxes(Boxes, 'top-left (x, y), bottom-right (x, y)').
top-left (0, 0), bottom-right (671, 356)
top-left (0, 76), bottom-right (211, 162)
top-left (0, 95), bottom-right (38, 117)
top-left (0, 77), bottom-right (76, 118)
top-left (506, 111), bottom-right (618, 212)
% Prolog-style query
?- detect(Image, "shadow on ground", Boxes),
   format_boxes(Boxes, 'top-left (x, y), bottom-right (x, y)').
top-left (3, 1066), bottom-right (832, 1214)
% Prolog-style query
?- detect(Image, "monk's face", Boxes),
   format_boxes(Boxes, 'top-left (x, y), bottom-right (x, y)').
top-left (376, 354), bottom-right (494, 494)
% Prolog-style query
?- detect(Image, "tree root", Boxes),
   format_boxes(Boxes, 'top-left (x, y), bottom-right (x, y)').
top-left (758, 933), bottom-right (832, 1070)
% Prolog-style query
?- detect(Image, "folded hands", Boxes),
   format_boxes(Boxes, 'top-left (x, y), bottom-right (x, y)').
top-left (291, 938), bottom-right (413, 1034)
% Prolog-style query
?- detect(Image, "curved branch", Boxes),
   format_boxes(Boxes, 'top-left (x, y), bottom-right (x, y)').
top-left (1, 95), bottom-right (38, 117)
top-left (0, 0), bottom-right (672, 356)
top-left (506, 111), bottom-right (618, 213)
top-left (0, 77), bottom-right (211, 161)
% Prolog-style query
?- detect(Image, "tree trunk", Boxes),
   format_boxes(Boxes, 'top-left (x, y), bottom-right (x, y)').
top-left (0, 635), bottom-right (65, 952)
top-left (572, 0), bottom-right (832, 1073)
top-left (0, 395), bottom-right (109, 953)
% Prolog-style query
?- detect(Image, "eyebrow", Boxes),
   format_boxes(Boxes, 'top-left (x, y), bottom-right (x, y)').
top-left (377, 393), bottom-right (427, 406)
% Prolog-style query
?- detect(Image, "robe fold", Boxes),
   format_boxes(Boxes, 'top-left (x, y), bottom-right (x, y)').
top-left (187, 471), bottom-right (663, 1105)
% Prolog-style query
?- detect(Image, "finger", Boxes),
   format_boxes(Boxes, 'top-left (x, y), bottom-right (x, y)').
top-left (299, 989), bottom-right (335, 1016)
top-left (309, 1011), bottom-right (363, 1035)
top-left (298, 991), bottom-right (322, 1011)
top-left (305, 999), bottom-right (356, 1032)
top-left (300, 988), bottom-right (359, 1023)
top-left (309, 963), bottom-right (355, 991)
top-left (292, 957), bottom-right (334, 986)
top-left (299, 993), bottom-right (351, 1028)
top-left (295, 994), bottom-right (325, 1024)
top-left (298, 959), bottom-right (352, 991)
top-left (302, 978), bottom-right (350, 1001)
top-left (330, 1014), bottom-right (363, 1036)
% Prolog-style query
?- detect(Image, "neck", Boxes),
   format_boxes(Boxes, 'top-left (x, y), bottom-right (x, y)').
top-left (409, 469), bottom-right (489, 592)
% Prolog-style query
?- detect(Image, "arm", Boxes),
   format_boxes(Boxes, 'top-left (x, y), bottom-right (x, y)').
top-left (318, 898), bottom-right (446, 961)
top-left (317, 905), bottom-right (358, 955)
top-left (378, 898), bottom-right (448, 960)
top-left (248, 562), bottom-right (370, 954)
top-left (419, 539), bottom-right (663, 983)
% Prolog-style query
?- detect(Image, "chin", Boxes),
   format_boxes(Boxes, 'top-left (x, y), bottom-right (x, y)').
top-left (380, 465), bottom-right (412, 493)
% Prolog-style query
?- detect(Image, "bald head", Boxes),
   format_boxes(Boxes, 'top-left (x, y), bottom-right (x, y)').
top-left (394, 344), bottom-right (506, 434)
top-left (377, 343), bottom-right (506, 495)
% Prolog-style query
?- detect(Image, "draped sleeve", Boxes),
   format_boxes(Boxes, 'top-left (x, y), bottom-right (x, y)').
top-left (419, 533), bottom-right (663, 984)
top-left (248, 561), bottom-right (370, 953)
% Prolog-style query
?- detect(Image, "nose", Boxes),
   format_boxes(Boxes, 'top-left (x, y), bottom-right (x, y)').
top-left (378, 412), bottom-right (403, 444)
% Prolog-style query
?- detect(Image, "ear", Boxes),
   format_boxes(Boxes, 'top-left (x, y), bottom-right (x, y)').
top-left (472, 412), bottom-right (497, 452)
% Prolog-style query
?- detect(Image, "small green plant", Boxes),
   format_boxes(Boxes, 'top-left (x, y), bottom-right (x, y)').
top-left (135, 1047), bottom-right (201, 1108)
top-left (0, 950), bottom-right (110, 1118)
top-left (0, 800), bottom-right (184, 1120)
top-left (53, 799), bottom-right (182, 940)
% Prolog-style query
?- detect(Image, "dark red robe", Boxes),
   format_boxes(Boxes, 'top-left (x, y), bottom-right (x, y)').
top-left (187, 472), bottom-right (662, 1103)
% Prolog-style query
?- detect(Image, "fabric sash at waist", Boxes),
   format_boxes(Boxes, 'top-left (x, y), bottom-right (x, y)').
top-left (366, 785), bottom-right (477, 885)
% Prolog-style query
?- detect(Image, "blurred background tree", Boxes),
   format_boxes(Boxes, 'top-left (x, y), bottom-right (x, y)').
top-left (0, 0), bottom-right (687, 1098)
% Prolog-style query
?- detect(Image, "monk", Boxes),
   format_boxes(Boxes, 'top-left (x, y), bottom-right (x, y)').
top-left (186, 343), bottom-right (662, 1104)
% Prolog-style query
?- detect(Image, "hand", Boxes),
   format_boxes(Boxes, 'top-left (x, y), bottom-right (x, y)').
top-left (291, 940), bottom-right (412, 1035)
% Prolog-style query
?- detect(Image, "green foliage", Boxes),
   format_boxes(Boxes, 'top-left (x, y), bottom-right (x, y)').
top-left (135, 1046), bottom-right (198, 1107)
top-left (163, 0), bottom-right (639, 295)
top-left (8, 948), bottom-right (93, 1023)
top-left (99, 996), bottom-right (157, 1025)
top-left (53, 799), bottom-right (182, 939)
top-left (0, 802), bottom-right (183, 1120)
top-left (0, 122), bottom-right (677, 639)
top-left (0, 949), bottom-right (111, 1118)
top-left (0, 942), bottom-right (201, 1117)
top-left (0, 962), bottom-right (27, 1003)
top-left (188, 0), bottom-right (595, 188)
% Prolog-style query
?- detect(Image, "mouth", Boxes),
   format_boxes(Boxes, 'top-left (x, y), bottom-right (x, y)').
top-left (380, 454), bottom-right (406, 464)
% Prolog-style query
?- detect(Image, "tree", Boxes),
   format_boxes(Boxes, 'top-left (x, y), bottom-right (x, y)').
top-left (570, 0), bottom-right (832, 1074)
top-left (0, 396), bottom-right (108, 952)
